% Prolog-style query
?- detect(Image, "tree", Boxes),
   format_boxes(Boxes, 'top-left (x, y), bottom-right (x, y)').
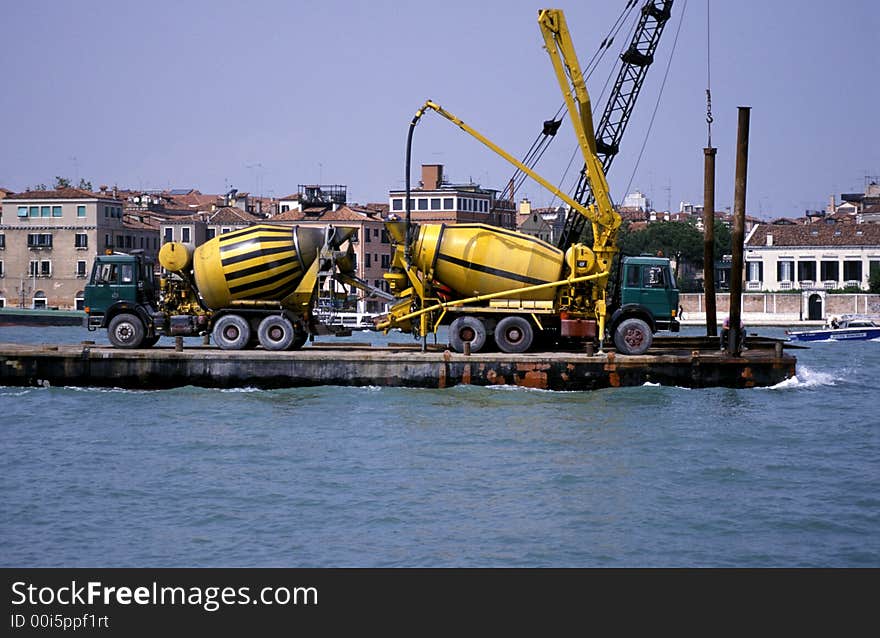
top-left (77, 178), bottom-right (93, 191)
top-left (54, 176), bottom-right (72, 189)
top-left (870, 265), bottom-right (880, 294)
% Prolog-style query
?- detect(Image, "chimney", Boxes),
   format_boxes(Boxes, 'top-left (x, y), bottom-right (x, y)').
top-left (519, 198), bottom-right (531, 215)
top-left (766, 233), bottom-right (773, 246)
top-left (827, 194), bottom-right (836, 213)
top-left (421, 164), bottom-right (443, 190)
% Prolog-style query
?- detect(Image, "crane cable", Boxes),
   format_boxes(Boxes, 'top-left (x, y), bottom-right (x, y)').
top-left (620, 0), bottom-right (688, 204)
top-left (705, 0), bottom-right (713, 147)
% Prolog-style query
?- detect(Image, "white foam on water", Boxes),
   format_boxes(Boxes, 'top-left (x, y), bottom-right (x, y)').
top-left (761, 365), bottom-right (839, 391)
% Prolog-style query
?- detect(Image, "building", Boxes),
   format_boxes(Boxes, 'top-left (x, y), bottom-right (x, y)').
top-left (0, 188), bottom-right (159, 309)
top-left (272, 204), bottom-right (392, 314)
top-left (515, 199), bottom-right (555, 244)
top-left (388, 164), bottom-right (516, 229)
top-left (744, 222), bottom-right (880, 296)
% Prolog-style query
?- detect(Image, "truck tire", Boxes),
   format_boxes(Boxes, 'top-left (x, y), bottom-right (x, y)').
top-left (291, 327), bottom-right (309, 350)
top-left (108, 313), bottom-right (146, 348)
top-left (449, 316), bottom-right (487, 353)
top-left (258, 316), bottom-right (295, 351)
top-left (494, 316), bottom-right (534, 353)
top-left (212, 314), bottom-right (251, 350)
top-left (613, 317), bottom-right (653, 355)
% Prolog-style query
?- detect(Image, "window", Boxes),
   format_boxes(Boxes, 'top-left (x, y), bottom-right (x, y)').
top-left (644, 265), bottom-right (667, 288)
top-left (27, 233), bottom-right (53, 248)
top-left (163, 228), bottom-right (173, 243)
top-left (105, 234), bottom-right (112, 248)
top-left (747, 261), bottom-right (763, 282)
top-left (75, 233), bottom-right (88, 249)
top-left (76, 260), bottom-right (87, 277)
top-left (41, 206), bottom-right (51, 217)
top-left (0, 260), bottom-right (4, 277)
top-left (32, 291), bottom-right (47, 309)
top-left (365, 253), bottom-right (371, 267)
top-left (430, 198), bottom-right (441, 210)
top-left (221, 227), bottom-right (231, 234)
top-left (381, 254), bottom-right (390, 268)
top-left (125, 235), bottom-right (132, 249)
top-left (29, 260), bottom-right (52, 277)
top-left (75, 292), bottom-right (85, 311)
top-left (0, 234), bottom-right (4, 249)
top-left (443, 197), bottom-right (454, 210)
top-left (381, 230), bottom-right (389, 243)
top-left (116, 236), bottom-right (124, 248)
top-left (52, 205), bottom-right (62, 217)
top-left (29, 206), bottom-right (39, 217)
top-left (625, 265), bottom-right (641, 287)
top-left (820, 260), bottom-right (838, 283)
top-left (417, 198), bottom-right (428, 211)
top-left (18, 206), bottom-right (28, 218)
top-left (206, 228), bottom-right (216, 240)
top-left (77, 205), bottom-right (86, 217)
top-left (843, 261), bottom-right (862, 282)
top-left (392, 198), bottom-right (404, 211)
top-left (777, 260), bottom-right (794, 282)
top-left (365, 229), bottom-right (371, 243)
top-left (798, 261), bottom-right (816, 282)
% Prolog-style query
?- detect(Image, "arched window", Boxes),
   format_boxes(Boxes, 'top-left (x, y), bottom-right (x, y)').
top-left (74, 291), bottom-right (85, 311)
top-left (32, 290), bottom-right (47, 309)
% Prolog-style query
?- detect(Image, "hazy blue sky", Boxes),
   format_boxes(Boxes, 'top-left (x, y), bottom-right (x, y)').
top-left (1, 0), bottom-right (877, 218)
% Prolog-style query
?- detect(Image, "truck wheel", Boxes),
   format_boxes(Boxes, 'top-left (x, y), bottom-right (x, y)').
top-left (495, 316), bottom-right (534, 353)
top-left (613, 317), bottom-right (653, 355)
top-left (212, 314), bottom-right (251, 350)
top-left (291, 327), bottom-right (309, 350)
top-left (107, 313), bottom-right (146, 348)
top-left (258, 316), bottom-right (295, 351)
top-left (449, 316), bottom-right (487, 353)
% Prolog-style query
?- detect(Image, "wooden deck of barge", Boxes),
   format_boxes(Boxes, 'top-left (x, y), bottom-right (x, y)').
top-left (0, 336), bottom-right (798, 391)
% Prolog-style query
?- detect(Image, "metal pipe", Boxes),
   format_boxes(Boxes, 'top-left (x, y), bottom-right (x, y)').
top-left (703, 146), bottom-right (717, 336)
top-left (728, 106), bottom-right (750, 355)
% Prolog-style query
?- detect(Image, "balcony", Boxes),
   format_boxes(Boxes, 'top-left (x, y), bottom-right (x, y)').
top-left (778, 281), bottom-right (793, 290)
top-left (823, 281), bottom-right (836, 290)
top-left (746, 281), bottom-right (762, 291)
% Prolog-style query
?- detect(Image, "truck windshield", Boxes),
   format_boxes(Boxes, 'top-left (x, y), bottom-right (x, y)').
top-left (643, 265), bottom-right (666, 288)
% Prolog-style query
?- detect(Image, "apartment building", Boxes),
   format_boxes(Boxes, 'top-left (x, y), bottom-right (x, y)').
top-left (388, 164), bottom-right (516, 230)
top-left (0, 188), bottom-right (159, 309)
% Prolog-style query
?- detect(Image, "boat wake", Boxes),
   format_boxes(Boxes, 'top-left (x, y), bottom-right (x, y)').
top-left (762, 365), bottom-right (839, 390)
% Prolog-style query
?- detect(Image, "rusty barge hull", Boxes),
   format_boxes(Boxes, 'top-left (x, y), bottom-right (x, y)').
top-left (0, 338), bottom-right (797, 391)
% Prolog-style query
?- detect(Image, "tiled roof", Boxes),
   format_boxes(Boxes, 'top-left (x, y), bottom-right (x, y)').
top-left (272, 205), bottom-right (380, 223)
top-left (208, 206), bottom-right (260, 225)
top-left (746, 223), bottom-right (880, 247)
top-left (4, 187), bottom-right (121, 201)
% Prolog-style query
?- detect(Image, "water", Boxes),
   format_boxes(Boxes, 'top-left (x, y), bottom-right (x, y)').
top-left (1, 325), bottom-right (878, 567)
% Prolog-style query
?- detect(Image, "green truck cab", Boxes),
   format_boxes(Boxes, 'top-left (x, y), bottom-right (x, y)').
top-left (607, 255), bottom-right (680, 354)
top-left (84, 252), bottom-right (161, 348)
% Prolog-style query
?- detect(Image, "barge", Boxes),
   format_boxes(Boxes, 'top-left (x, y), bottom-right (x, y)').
top-left (0, 336), bottom-right (797, 391)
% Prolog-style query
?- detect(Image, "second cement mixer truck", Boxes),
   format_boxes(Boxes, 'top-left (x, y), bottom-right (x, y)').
top-left (375, 8), bottom-right (679, 355)
top-left (83, 223), bottom-right (379, 350)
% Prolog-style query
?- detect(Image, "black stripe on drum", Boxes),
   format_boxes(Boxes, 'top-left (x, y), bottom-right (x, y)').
top-left (227, 268), bottom-right (299, 295)
top-left (435, 253), bottom-right (552, 287)
top-left (221, 244), bottom-right (295, 267)
top-left (230, 275), bottom-right (299, 301)
top-left (218, 229), bottom-right (291, 252)
top-left (225, 259), bottom-right (300, 283)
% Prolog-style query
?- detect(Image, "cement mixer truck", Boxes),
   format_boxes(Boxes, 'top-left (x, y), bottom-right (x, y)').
top-left (376, 9), bottom-right (679, 355)
top-left (84, 223), bottom-right (373, 349)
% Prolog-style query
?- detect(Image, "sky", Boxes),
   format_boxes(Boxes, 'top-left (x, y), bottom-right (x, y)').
top-left (1, 0), bottom-right (877, 219)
